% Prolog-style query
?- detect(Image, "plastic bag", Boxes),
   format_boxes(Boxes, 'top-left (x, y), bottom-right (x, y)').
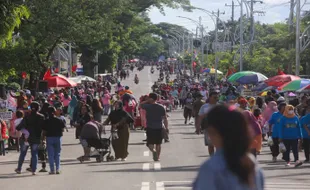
top-left (267, 136), bottom-right (274, 146)
top-left (279, 142), bottom-right (287, 153)
top-left (112, 132), bottom-right (119, 140)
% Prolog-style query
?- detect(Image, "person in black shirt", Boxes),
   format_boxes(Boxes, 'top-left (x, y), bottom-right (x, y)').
top-left (43, 107), bottom-right (66, 174)
top-left (15, 102), bottom-right (45, 175)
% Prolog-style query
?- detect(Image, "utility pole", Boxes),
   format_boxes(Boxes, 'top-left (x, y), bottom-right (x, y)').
top-left (225, 1), bottom-right (239, 53)
top-left (212, 9), bottom-right (225, 79)
top-left (248, 0), bottom-right (263, 55)
top-left (288, 0), bottom-right (295, 74)
top-left (296, 0), bottom-right (301, 76)
top-left (240, 0), bottom-right (244, 71)
top-left (199, 16), bottom-right (204, 67)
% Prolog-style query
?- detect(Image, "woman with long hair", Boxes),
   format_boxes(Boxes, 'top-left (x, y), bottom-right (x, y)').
top-left (91, 99), bottom-right (104, 123)
top-left (193, 105), bottom-right (264, 190)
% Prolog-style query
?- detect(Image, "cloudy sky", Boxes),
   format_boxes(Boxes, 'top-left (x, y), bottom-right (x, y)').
top-left (148, 0), bottom-right (309, 32)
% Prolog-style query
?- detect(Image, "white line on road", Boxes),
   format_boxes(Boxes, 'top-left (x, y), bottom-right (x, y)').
top-left (154, 163), bottom-right (161, 170)
top-left (162, 181), bottom-right (192, 183)
top-left (165, 187), bottom-right (191, 189)
top-left (143, 151), bottom-right (150, 157)
top-left (156, 182), bottom-right (165, 190)
top-left (141, 182), bottom-right (150, 190)
top-left (142, 163), bottom-right (150, 171)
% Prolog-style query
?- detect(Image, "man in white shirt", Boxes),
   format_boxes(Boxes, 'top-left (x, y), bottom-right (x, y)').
top-left (195, 91), bottom-right (219, 156)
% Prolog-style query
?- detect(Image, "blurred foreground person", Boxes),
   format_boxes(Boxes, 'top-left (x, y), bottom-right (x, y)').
top-left (193, 105), bottom-right (264, 190)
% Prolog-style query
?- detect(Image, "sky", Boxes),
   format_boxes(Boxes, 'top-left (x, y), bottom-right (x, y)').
top-left (148, 0), bottom-right (310, 32)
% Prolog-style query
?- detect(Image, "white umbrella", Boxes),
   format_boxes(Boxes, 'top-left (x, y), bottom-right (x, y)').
top-left (69, 75), bottom-right (96, 83)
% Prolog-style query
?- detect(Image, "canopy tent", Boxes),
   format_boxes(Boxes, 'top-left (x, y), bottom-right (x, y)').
top-left (45, 74), bottom-right (77, 88)
top-left (69, 75), bottom-right (96, 84)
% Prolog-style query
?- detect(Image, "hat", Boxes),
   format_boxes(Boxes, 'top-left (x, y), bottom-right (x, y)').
top-left (277, 97), bottom-right (285, 102)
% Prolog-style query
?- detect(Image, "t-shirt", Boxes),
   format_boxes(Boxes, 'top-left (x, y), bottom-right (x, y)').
top-left (300, 114), bottom-right (310, 139)
top-left (43, 117), bottom-right (66, 137)
top-left (268, 112), bottom-right (282, 138)
top-left (198, 103), bottom-right (215, 116)
top-left (18, 112), bottom-right (45, 144)
top-left (141, 104), bottom-right (166, 129)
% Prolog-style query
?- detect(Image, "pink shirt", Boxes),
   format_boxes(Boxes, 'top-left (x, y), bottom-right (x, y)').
top-left (101, 94), bottom-right (111, 105)
top-left (62, 97), bottom-right (72, 106)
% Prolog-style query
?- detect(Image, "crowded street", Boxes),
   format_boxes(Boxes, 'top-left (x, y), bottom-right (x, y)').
top-left (0, 67), bottom-right (309, 190)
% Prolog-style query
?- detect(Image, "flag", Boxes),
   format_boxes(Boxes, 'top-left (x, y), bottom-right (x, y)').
top-left (72, 65), bottom-right (77, 72)
top-left (226, 67), bottom-right (236, 77)
top-left (277, 67), bottom-right (285, 75)
top-left (43, 68), bottom-right (51, 80)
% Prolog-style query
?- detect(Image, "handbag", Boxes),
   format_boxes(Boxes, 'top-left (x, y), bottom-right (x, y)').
top-left (279, 142), bottom-right (287, 153)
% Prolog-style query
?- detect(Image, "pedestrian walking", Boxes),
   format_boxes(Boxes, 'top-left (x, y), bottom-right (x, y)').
top-left (140, 93), bottom-right (168, 161)
top-left (43, 106), bottom-right (66, 174)
top-left (15, 102), bottom-right (45, 175)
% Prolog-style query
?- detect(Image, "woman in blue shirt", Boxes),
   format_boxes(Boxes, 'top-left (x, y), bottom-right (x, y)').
top-left (300, 106), bottom-right (310, 162)
top-left (279, 105), bottom-right (303, 167)
top-left (193, 105), bottom-right (264, 190)
top-left (268, 102), bottom-right (286, 162)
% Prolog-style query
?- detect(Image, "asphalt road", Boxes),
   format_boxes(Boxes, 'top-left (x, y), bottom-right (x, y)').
top-left (0, 67), bottom-right (310, 190)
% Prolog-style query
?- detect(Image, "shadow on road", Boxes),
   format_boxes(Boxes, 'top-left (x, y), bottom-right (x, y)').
top-left (92, 165), bottom-right (199, 173)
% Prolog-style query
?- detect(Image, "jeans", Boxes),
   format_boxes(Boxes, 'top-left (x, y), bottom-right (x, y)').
top-left (46, 137), bottom-right (62, 172)
top-left (283, 139), bottom-right (299, 162)
top-left (17, 142), bottom-right (39, 172)
top-left (303, 138), bottom-right (310, 161)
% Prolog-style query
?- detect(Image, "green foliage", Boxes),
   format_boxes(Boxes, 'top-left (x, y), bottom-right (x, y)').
top-left (0, 0), bottom-right (30, 47)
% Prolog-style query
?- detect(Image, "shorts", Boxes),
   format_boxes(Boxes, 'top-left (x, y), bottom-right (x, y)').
top-left (204, 130), bottom-right (213, 146)
top-left (146, 128), bottom-right (163, 145)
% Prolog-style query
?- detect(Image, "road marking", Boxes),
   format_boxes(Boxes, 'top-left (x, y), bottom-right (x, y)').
top-left (156, 182), bottom-right (165, 190)
top-left (141, 182), bottom-right (150, 190)
top-left (142, 163), bottom-right (150, 171)
top-left (143, 151), bottom-right (150, 157)
top-left (154, 163), bottom-right (161, 170)
top-left (162, 181), bottom-right (192, 183)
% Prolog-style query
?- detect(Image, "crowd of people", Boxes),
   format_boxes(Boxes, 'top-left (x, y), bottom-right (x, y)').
top-left (2, 61), bottom-right (310, 190)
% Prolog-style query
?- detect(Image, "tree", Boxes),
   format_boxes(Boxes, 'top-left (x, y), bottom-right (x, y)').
top-left (0, 0), bottom-right (30, 47)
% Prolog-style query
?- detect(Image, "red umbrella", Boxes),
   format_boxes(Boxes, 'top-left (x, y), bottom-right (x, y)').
top-left (45, 75), bottom-right (77, 88)
top-left (264, 75), bottom-right (300, 87)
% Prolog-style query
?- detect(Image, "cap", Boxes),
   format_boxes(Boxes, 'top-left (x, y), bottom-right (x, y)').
top-left (277, 97), bottom-right (285, 101)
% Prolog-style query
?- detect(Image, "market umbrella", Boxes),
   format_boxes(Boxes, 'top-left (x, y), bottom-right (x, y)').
top-left (228, 71), bottom-right (268, 84)
top-left (45, 75), bottom-right (77, 88)
top-left (252, 82), bottom-right (268, 92)
top-left (278, 79), bottom-right (310, 91)
top-left (69, 75), bottom-right (96, 84)
top-left (264, 74), bottom-right (300, 87)
top-left (202, 68), bottom-right (223, 75)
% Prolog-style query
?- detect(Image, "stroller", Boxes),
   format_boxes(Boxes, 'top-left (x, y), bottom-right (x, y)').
top-left (79, 133), bottom-right (114, 163)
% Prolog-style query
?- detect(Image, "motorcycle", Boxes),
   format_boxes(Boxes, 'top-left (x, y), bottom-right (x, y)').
top-left (151, 68), bottom-right (154, 74)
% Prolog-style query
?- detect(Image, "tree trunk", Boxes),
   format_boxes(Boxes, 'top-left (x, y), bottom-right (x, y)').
top-left (81, 47), bottom-right (96, 77)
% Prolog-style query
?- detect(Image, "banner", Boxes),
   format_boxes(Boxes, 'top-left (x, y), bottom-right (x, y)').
top-left (0, 111), bottom-right (12, 120)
